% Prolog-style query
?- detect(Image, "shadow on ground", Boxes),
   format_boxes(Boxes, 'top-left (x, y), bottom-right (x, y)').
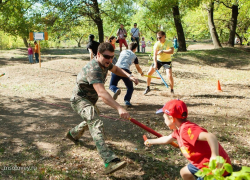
top-left (174, 47), bottom-right (250, 69)
top-left (0, 95), bottom-right (182, 179)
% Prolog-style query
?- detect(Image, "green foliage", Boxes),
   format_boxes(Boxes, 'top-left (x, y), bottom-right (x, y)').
top-left (1, 0), bottom-right (250, 48)
top-left (195, 156), bottom-right (250, 180)
top-left (0, 31), bottom-right (25, 49)
top-left (183, 7), bottom-right (210, 40)
top-left (0, 0), bottom-right (40, 39)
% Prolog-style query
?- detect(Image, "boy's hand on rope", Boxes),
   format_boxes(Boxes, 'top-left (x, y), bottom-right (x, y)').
top-left (143, 135), bottom-right (152, 147)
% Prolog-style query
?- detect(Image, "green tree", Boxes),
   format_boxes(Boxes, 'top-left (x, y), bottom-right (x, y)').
top-left (137, 0), bottom-right (206, 52)
top-left (236, 1), bottom-right (250, 45)
top-left (217, 0), bottom-right (239, 47)
top-left (69, 19), bottom-right (97, 47)
top-left (0, 0), bottom-right (38, 47)
top-left (40, 0), bottom-right (135, 43)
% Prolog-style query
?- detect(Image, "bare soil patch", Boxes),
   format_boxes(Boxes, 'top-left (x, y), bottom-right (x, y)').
top-left (0, 45), bottom-right (250, 179)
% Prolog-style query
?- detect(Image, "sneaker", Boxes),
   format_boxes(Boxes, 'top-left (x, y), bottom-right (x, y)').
top-left (113, 89), bottom-right (121, 100)
top-left (125, 101), bottom-right (132, 107)
top-left (65, 131), bottom-right (79, 144)
top-left (144, 87), bottom-right (151, 95)
top-left (171, 89), bottom-right (174, 94)
top-left (104, 160), bottom-right (127, 174)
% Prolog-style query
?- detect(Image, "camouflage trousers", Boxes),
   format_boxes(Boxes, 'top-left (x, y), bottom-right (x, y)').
top-left (70, 98), bottom-right (118, 164)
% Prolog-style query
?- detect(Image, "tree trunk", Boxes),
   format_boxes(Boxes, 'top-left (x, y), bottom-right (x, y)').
top-left (92, 0), bottom-right (104, 43)
top-left (95, 18), bottom-right (104, 43)
top-left (228, 5), bottom-right (238, 47)
top-left (22, 37), bottom-right (28, 47)
top-left (78, 36), bottom-right (83, 47)
top-left (207, 2), bottom-right (222, 48)
top-left (172, 5), bottom-right (187, 52)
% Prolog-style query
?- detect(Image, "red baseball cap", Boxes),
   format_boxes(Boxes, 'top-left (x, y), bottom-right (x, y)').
top-left (156, 99), bottom-right (188, 119)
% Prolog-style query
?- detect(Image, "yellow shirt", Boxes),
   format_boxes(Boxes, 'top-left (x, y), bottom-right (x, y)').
top-left (154, 40), bottom-right (173, 62)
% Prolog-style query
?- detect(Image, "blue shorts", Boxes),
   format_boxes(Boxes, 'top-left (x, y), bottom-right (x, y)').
top-left (187, 163), bottom-right (203, 180)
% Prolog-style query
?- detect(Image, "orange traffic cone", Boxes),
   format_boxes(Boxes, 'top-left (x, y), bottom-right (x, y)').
top-left (217, 80), bottom-right (222, 91)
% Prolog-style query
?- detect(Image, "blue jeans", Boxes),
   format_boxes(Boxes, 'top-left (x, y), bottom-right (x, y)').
top-left (187, 163), bottom-right (203, 180)
top-left (132, 37), bottom-right (140, 52)
top-left (109, 69), bottom-right (134, 102)
top-left (35, 53), bottom-right (39, 63)
top-left (28, 54), bottom-right (33, 63)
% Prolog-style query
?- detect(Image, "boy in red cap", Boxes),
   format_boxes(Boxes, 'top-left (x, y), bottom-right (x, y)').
top-left (144, 99), bottom-right (231, 180)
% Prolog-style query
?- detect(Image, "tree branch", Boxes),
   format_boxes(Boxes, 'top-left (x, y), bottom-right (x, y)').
top-left (146, 23), bottom-right (157, 34)
top-left (216, 0), bottom-right (232, 9)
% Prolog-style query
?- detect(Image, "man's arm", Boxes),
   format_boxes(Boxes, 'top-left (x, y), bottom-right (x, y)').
top-left (93, 83), bottom-right (130, 119)
top-left (158, 47), bottom-right (174, 55)
top-left (110, 66), bottom-right (139, 85)
top-left (198, 132), bottom-right (219, 160)
top-left (135, 64), bottom-right (143, 76)
top-left (153, 47), bottom-right (158, 69)
top-left (88, 49), bottom-right (93, 60)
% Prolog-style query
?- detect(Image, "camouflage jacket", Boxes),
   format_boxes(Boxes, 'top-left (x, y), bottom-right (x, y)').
top-left (71, 58), bottom-right (113, 104)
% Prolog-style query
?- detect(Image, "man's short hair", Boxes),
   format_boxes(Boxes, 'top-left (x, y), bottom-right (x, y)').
top-left (157, 31), bottom-right (166, 36)
top-left (129, 42), bottom-right (138, 51)
top-left (98, 42), bottom-right (114, 54)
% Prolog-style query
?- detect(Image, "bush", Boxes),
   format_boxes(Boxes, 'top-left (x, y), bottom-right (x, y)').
top-left (195, 156), bottom-right (250, 180)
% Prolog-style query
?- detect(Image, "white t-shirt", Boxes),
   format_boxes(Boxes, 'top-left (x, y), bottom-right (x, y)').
top-left (130, 28), bottom-right (140, 37)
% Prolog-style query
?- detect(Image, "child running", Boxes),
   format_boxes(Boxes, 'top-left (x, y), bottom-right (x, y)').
top-left (109, 42), bottom-right (143, 107)
top-left (144, 99), bottom-right (231, 180)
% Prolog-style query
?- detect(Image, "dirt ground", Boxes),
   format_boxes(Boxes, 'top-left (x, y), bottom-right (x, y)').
top-left (0, 43), bottom-right (250, 180)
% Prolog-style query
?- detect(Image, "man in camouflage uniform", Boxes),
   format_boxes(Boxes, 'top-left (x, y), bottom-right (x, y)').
top-left (66, 42), bottom-right (139, 174)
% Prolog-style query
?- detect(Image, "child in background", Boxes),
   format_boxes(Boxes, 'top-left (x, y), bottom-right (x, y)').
top-left (28, 43), bottom-right (34, 64)
top-left (109, 36), bottom-right (116, 49)
top-left (144, 99), bottom-right (231, 180)
top-left (173, 36), bottom-right (179, 49)
top-left (109, 36), bottom-right (118, 64)
top-left (141, 37), bottom-right (146, 53)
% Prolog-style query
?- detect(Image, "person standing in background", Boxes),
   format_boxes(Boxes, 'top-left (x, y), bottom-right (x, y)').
top-left (108, 36), bottom-right (118, 64)
top-left (173, 36), bottom-right (179, 49)
top-left (141, 37), bottom-right (146, 53)
top-left (28, 43), bottom-right (34, 64)
top-left (86, 34), bottom-right (100, 60)
top-left (34, 41), bottom-right (39, 63)
top-left (130, 23), bottom-right (140, 52)
top-left (116, 24), bottom-right (128, 52)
